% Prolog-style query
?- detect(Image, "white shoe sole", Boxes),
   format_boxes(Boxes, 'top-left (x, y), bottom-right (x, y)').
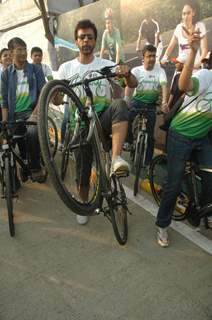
top-left (76, 215), bottom-right (89, 225)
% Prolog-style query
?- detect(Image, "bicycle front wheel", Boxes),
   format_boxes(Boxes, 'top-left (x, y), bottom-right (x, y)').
top-left (4, 157), bottom-right (15, 237)
top-left (38, 80), bottom-right (103, 215)
top-left (149, 154), bottom-right (187, 221)
top-left (110, 175), bottom-right (128, 245)
top-left (133, 134), bottom-right (147, 196)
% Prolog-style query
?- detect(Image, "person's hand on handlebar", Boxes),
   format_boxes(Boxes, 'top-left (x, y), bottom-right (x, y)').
top-left (160, 55), bottom-right (169, 65)
top-left (115, 64), bottom-right (131, 78)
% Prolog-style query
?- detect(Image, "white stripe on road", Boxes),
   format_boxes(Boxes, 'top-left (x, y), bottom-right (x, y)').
top-left (124, 185), bottom-right (212, 256)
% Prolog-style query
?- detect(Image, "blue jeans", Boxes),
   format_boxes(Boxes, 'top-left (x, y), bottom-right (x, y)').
top-left (61, 103), bottom-right (69, 145)
top-left (156, 129), bottom-right (212, 228)
top-left (128, 100), bottom-right (156, 165)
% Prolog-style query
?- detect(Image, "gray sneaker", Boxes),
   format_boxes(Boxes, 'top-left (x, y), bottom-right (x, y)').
top-left (157, 227), bottom-right (169, 247)
top-left (111, 156), bottom-right (130, 175)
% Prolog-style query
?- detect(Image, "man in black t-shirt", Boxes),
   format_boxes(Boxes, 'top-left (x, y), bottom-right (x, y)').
top-left (136, 14), bottom-right (160, 52)
top-left (167, 56), bottom-right (185, 110)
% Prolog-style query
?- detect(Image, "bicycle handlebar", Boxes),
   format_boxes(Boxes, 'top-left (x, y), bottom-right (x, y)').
top-left (68, 65), bottom-right (119, 88)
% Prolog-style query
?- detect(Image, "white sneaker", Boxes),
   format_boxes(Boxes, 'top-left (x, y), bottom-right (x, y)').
top-left (157, 227), bottom-right (169, 247)
top-left (111, 156), bottom-right (130, 175)
top-left (76, 215), bottom-right (89, 225)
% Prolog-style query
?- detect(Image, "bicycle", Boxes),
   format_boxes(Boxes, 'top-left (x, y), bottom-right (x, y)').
top-left (130, 107), bottom-right (149, 196)
top-left (38, 65), bottom-right (130, 245)
top-left (0, 120), bottom-right (40, 236)
top-left (149, 152), bottom-right (212, 227)
top-left (129, 107), bottom-right (162, 196)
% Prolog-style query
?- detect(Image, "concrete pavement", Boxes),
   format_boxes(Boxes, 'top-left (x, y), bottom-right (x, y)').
top-left (0, 177), bottom-right (212, 320)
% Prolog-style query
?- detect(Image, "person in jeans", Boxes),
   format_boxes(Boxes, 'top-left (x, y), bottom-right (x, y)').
top-left (1, 37), bottom-right (46, 182)
top-left (156, 30), bottom-right (212, 247)
top-left (125, 44), bottom-right (168, 167)
top-left (57, 19), bottom-right (137, 225)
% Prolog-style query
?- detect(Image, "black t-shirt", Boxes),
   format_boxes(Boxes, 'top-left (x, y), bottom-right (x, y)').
top-left (139, 19), bottom-right (159, 44)
top-left (170, 73), bottom-right (184, 108)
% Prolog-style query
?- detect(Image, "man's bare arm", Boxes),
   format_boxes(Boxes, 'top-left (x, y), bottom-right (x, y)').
top-left (178, 31), bottom-right (200, 92)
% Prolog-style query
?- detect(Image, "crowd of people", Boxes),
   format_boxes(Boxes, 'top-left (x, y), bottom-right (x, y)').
top-left (0, 0), bottom-right (212, 247)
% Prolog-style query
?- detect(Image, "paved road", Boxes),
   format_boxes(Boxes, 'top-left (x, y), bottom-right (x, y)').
top-left (0, 174), bottom-right (212, 320)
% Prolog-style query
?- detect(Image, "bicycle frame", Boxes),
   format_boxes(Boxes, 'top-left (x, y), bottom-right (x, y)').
top-left (133, 113), bottom-right (148, 168)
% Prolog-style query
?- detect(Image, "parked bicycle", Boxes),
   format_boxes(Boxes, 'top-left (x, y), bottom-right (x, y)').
top-left (149, 152), bottom-right (212, 227)
top-left (129, 107), bottom-right (162, 196)
top-left (0, 118), bottom-right (57, 237)
top-left (38, 65), bottom-right (130, 245)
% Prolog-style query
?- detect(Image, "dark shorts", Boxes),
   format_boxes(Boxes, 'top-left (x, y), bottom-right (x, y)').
top-left (75, 99), bottom-right (129, 187)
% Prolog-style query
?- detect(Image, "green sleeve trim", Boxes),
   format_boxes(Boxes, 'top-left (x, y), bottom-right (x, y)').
top-left (189, 77), bottom-right (199, 96)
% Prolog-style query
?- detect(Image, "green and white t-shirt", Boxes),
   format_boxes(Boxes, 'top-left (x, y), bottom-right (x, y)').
top-left (101, 27), bottom-right (124, 62)
top-left (15, 70), bottom-right (32, 113)
top-left (171, 69), bottom-right (212, 139)
top-left (58, 56), bottom-right (114, 114)
top-left (131, 64), bottom-right (167, 104)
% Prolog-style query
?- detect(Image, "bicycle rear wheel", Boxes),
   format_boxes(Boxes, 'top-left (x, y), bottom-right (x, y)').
top-left (133, 134), bottom-right (147, 196)
top-left (38, 80), bottom-right (103, 215)
top-left (110, 175), bottom-right (128, 245)
top-left (4, 157), bottom-right (15, 237)
top-left (149, 154), bottom-right (187, 221)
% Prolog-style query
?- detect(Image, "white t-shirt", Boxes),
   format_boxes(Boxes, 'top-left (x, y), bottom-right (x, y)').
top-left (131, 64), bottom-right (167, 104)
top-left (173, 21), bottom-right (207, 64)
top-left (58, 56), bottom-right (114, 113)
top-left (171, 69), bottom-right (212, 138)
top-left (42, 63), bottom-right (53, 81)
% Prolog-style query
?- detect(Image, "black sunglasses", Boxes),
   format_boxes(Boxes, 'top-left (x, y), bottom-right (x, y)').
top-left (77, 34), bottom-right (95, 40)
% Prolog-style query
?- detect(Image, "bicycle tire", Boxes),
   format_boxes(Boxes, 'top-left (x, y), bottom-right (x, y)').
top-left (47, 116), bottom-right (58, 158)
top-left (149, 154), bottom-right (187, 221)
top-left (110, 175), bottom-right (128, 245)
top-left (38, 80), bottom-right (103, 215)
top-left (133, 134), bottom-right (146, 196)
top-left (4, 157), bottom-right (15, 237)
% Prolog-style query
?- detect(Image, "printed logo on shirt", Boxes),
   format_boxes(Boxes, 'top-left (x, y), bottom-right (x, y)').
top-left (68, 72), bottom-right (107, 99)
top-left (196, 91), bottom-right (212, 112)
top-left (180, 44), bottom-right (190, 50)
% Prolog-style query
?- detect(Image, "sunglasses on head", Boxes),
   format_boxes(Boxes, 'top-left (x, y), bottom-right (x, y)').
top-left (77, 34), bottom-right (95, 40)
